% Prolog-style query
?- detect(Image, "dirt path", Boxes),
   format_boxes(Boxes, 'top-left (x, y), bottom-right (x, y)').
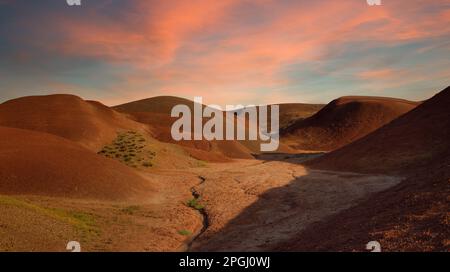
top-left (184, 176), bottom-right (209, 250)
top-left (186, 159), bottom-right (401, 251)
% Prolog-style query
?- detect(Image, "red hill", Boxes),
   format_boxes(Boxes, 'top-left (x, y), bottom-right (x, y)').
top-left (0, 126), bottom-right (154, 201)
top-left (0, 94), bottom-right (147, 151)
top-left (282, 96), bottom-right (418, 151)
top-left (308, 88), bottom-right (450, 173)
top-left (277, 87), bottom-right (450, 251)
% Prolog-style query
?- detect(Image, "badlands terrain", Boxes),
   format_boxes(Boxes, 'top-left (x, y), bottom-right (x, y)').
top-left (0, 87), bottom-right (448, 252)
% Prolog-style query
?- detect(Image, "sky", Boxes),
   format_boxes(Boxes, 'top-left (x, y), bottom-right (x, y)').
top-left (0, 0), bottom-right (449, 106)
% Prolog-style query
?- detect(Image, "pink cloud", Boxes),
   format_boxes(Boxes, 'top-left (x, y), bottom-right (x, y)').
top-left (15, 0), bottom-right (450, 105)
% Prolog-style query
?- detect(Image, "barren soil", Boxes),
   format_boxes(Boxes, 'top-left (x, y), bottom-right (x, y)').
top-left (0, 156), bottom-right (401, 252)
top-left (187, 158), bottom-right (401, 251)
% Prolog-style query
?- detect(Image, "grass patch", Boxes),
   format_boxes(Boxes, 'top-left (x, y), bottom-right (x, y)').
top-left (187, 198), bottom-right (204, 210)
top-left (0, 195), bottom-right (99, 238)
top-left (178, 229), bottom-right (192, 236)
top-left (196, 160), bottom-right (208, 168)
top-left (98, 131), bottom-right (156, 168)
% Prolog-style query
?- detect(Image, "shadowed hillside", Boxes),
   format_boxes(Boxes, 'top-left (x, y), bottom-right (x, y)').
top-left (277, 103), bottom-right (324, 128)
top-left (276, 87), bottom-right (450, 251)
top-left (282, 96), bottom-right (418, 151)
top-left (307, 88), bottom-right (450, 173)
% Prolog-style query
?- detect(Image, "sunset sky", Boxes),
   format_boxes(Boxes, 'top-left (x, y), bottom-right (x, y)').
top-left (0, 0), bottom-right (449, 106)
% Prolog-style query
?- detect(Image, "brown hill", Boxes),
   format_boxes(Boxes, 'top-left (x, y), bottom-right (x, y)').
top-left (308, 87), bottom-right (450, 174)
top-left (282, 96), bottom-right (418, 151)
top-left (114, 96), bottom-right (197, 114)
top-left (0, 94), bottom-right (148, 151)
top-left (115, 96), bottom-right (321, 158)
top-left (232, 103), bottom-right (323, 154)
top-left (0, 126), bottom-right (154, 201)
top-left (115, 96), bottom-right (257, 159)
top-left (277, 103), bottom-right (324, 128)
top-left (123, 111), bottom-right (253, 160)
top-left (277, 87), bottom-right (450, 251)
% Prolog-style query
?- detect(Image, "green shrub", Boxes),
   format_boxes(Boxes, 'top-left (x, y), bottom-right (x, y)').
top-left (178, 229), bottom-right (192, 236)
top-left (187, 198), bottom-right (204, 210)
top-left (98, 131), bottom-right (155, 168)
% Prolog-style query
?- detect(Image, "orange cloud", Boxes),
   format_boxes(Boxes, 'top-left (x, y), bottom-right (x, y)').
top-left (46, 0), bottom-right (239, 68)
top-left (9, 0), bottom-right (450, 105)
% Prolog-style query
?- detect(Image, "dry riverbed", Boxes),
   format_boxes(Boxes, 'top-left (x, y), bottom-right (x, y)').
top-left (188, 159), bottom-right (401, 251)
top-left (0, 156), bottom-right (401, 252)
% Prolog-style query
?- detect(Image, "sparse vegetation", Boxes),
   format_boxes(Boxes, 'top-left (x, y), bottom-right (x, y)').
top-left (98, 131), bottom-right (156, 168)
top-left (196, 160), bottom-right (208, 168)
top-left (187, 198), bottom-right (204, 210)
top-left (0, 195), bottom-right (99, 238)
top-left (178, 229), bottom-right (192, 236)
